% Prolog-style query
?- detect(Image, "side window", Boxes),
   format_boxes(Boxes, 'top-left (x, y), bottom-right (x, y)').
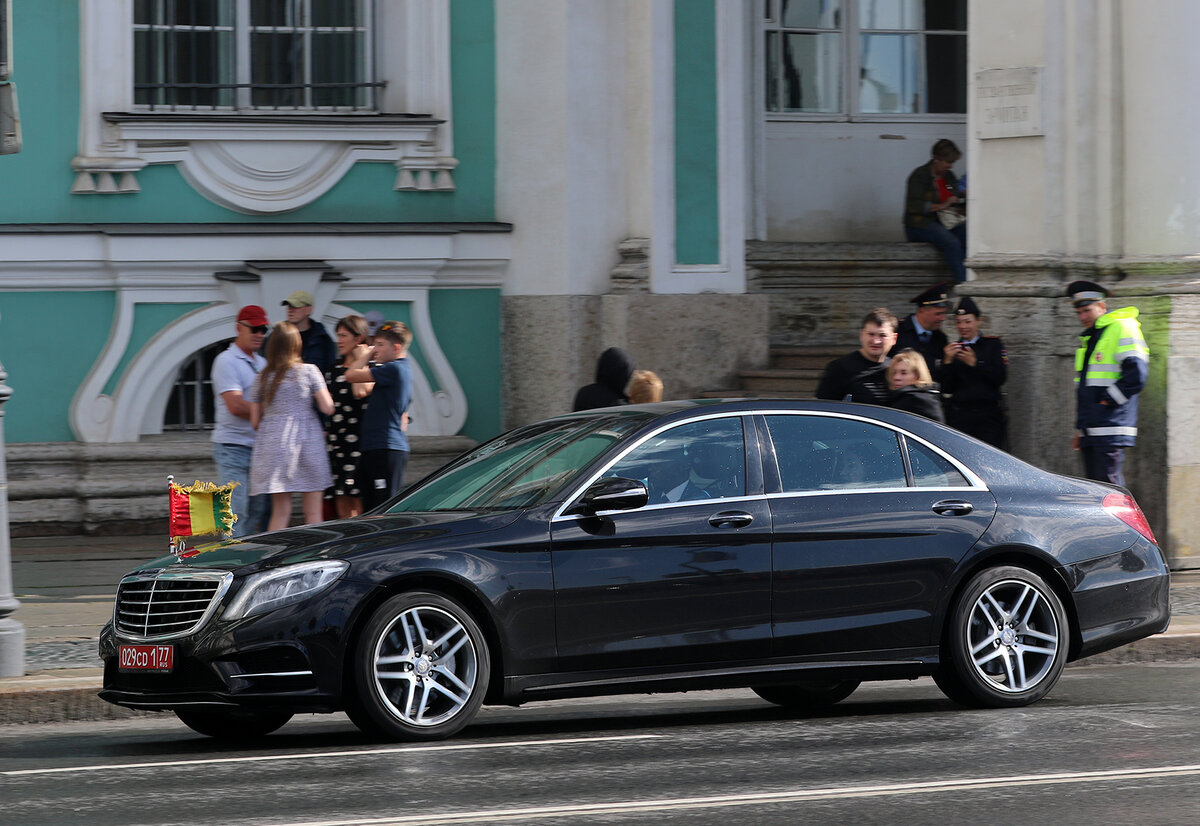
top-left (765, 415), bottom-right (906, 492)
top-left (606, 418), bottom-right (746, 505)
top-left (906, 438), bottom-right (970, 488)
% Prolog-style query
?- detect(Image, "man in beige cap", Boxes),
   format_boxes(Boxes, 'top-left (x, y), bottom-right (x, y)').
top-left (282, 289), bottom-right (337, 374)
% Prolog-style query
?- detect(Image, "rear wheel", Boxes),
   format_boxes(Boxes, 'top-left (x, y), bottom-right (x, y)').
top-left (351, 591), bottom-right (490, 741)
top-left (752, 679), bottom-right (860, 709)
top-left (936, 565), bottom-right (1068, 708)
top-left (175, 708), bottom-right (293, 739)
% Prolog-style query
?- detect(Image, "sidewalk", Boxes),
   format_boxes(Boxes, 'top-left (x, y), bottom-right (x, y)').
top-left (3, 535), bottom-right (1199, 726)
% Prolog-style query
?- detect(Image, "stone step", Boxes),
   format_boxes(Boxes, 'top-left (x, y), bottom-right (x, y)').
top-left (738, 369), bottom-right (821, 393)
top-left (771, 345), bottom-right (852, 370)
top-left (697, 389), bottom-right (814, 400)
top-left (5, 434), bottom-right (476, 537)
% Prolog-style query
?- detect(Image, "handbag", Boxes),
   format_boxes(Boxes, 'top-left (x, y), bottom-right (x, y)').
top-left (938, 207), bottom-right (965, 230)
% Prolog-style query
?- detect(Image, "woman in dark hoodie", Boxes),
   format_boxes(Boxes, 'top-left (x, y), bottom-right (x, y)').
top-left (887, 349), bottom-right (945, 423)
top-left (573, 347), bottom-right (636, 411)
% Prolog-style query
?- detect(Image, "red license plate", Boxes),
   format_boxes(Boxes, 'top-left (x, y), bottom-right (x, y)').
top-left (118, 644), bottom-right (174, 673)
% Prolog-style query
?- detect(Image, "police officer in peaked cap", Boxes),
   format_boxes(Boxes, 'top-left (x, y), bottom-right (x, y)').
top-left (1068, 280), bottom-right (1149, 486)
top-left (941, 296), bottom-right (1009, 448)
top-left (890, 283), bottom-right (952, 381)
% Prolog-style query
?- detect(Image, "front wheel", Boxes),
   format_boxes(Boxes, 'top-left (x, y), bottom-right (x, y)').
top-left (351, 591), bottom-right (490, 741)
top-left (752, 679), bottom-right (860, 709)
top-left (936, 565), bottom-right (1069, 708)
top-left (174, 708), bottom-right (293, 739)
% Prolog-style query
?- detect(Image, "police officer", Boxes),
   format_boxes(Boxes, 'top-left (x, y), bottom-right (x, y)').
top-left (1068, 280), bottom-right (1149, 486)
top-left (941, 296), bottom-right (1008, 448)
top-left (891, 283), bottom-right (951, 380)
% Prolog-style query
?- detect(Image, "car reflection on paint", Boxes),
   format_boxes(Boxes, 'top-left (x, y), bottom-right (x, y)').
top-left (99, 399), bottom-right (1170, 741)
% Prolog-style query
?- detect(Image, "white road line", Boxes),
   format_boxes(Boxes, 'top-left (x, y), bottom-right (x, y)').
top-left (0, 734), bottom-right (662, 777)
top-left (237, 763), bottom-right (1200, 826)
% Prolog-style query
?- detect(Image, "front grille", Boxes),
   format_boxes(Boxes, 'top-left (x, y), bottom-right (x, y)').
top-left (115, 570), bottom-right (233, 640)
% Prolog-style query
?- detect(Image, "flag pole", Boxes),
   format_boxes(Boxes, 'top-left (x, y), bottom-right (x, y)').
top-left (167, 474), bottom-right (177, 557)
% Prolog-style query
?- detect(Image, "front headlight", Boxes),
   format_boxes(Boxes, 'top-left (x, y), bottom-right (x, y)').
top-left (224, 560), bottom-right (349, 621)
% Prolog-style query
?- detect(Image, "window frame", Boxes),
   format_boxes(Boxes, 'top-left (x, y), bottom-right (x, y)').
top-left (761, 0), bottom-right (967, 124)
top-left (132, 0), bottom-right (380, 114)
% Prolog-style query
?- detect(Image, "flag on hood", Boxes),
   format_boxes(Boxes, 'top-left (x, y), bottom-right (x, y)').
top-left (169, 480), bottom-right (238, 538)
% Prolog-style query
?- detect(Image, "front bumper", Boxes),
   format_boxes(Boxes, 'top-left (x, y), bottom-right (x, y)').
top-left (99, 580), bottom-right (373, 713)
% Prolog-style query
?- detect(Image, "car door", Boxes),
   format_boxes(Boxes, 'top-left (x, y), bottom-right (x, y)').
top-left (760, 413), bottom-right (997, 659)
top-left (549, 415), bottom-right (773, 671)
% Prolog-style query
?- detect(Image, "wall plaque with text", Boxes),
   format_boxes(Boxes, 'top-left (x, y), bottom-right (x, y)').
top-left (976, 67), bottom-right (1043, 139)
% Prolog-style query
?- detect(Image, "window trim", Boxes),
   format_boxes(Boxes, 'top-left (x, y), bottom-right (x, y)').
top-left (552, 408), bottom-right (987, 522)
top-left (761, 0), bottom-right (967, 122)
top-left (74, 0), bottom-right (457, 212)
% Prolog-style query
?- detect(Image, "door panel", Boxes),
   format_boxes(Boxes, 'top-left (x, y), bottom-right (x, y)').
top-left (550, 415), bottom-right (772, 670)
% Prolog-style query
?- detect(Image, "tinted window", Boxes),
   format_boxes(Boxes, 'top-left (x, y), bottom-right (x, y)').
top-left (606, 417), bottom-right (746, 504)
top-left (906, 438), bottom-right (970, 488)
top-left (390, 413), bottom-right (652, 512)
top-left (766, 415), bottom-right (906, 491)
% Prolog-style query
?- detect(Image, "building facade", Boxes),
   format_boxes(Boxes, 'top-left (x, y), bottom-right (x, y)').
top-left (1, 1), bottom-right (1194, 568)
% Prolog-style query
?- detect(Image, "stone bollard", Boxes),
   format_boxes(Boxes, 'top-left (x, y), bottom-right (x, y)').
top-left (0, 352), bottom-right (25, 677)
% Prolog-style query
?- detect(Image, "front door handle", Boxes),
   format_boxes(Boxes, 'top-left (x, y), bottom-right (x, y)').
top-left (709, 511), bottom-right (754, 528)
top-left (932, 499), bottom-right (974, 516)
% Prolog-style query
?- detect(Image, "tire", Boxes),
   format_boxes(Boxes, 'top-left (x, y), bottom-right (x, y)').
top-left (936, 565), bottom-right (1069, 708)
top-left (752, 679), bottom-right (860, 709)
top-left (175, 708), bottom-right (293, 739)
top-left (351, 591), bottom-right (490, 741)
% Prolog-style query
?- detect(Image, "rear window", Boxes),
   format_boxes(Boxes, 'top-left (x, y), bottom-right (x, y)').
top-left (765, 415), bottom-right (906, 492)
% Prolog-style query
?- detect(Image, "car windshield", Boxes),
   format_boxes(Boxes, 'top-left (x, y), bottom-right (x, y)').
top-left (386, 412), bottom-right (654, 513)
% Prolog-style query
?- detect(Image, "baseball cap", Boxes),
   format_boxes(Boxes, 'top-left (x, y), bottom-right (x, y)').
top-left (236, 305), bottom-right (269, 326)
top-left (282, 290), bottom-right (315, 308)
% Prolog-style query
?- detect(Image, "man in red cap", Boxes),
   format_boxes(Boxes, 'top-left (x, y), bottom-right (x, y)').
top-left (210, 305), bottom-right (270, 536)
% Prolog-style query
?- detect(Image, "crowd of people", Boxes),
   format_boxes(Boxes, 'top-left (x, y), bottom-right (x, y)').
top-left (210, 291), bottom-right (415, 537)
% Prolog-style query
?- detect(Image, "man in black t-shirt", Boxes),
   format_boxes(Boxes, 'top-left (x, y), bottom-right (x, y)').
top-left (815, 308), bottom-right (899, 405)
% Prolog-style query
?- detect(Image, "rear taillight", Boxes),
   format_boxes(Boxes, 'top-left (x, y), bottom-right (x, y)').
top-left (1103, 493), bottom-right (1157, 544)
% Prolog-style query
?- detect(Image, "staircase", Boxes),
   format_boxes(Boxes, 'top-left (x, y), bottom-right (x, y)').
top-left (702, 345), bottom-right (851, 399)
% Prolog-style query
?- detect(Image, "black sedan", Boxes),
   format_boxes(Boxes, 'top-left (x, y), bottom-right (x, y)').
top-left (99, 400), bottom-right (1170, 740)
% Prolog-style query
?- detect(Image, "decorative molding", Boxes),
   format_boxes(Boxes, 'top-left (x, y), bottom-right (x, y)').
top-left (73, 0), bottom-right (456, 213)
top-left (0, 226), bottom-right (507, 443)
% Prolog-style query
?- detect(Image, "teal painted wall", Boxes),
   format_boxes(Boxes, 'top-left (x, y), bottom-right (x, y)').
top-left (428, 290), bottom-right (501, 440)
top-left (0, 291), bottom-right (116, 443)
top-left (0, 0), bottom-right (496, 223)
top-left (673, 0), bottom-right (720, 265)
top-left (102, 303), bottom-right (209, 396)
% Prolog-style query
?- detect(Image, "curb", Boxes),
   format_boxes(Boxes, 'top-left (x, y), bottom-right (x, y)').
top-left (3, 632), bottom-right (1198, 727)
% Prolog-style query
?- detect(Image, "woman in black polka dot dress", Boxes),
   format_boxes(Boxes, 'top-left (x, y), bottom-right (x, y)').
top-left (326, 314), bottom-right (373, 518)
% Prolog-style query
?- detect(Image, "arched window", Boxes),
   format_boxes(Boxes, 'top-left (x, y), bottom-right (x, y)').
top-left (163, 340), bottom-right (230, 431)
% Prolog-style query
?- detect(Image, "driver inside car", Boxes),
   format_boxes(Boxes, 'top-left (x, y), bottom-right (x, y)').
top-left (662, 441), bottom-right (737, 503)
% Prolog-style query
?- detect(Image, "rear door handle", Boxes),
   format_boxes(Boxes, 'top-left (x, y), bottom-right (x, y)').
top-left (932, 499), bottom-right (974, 516)
top-left (709, 511), bottom-right (754, 528)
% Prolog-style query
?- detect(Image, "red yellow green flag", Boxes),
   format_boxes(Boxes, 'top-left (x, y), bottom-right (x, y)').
top-left (169, 480), bottom-right (239, 538)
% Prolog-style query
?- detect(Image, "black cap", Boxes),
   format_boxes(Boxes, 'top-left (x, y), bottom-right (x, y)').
top-left (1066, 280), bottom-right (1109, 308)
top-left (912, 283), bottom-right (951, 307)
top-left (955, 296), bottom-right (981, 317)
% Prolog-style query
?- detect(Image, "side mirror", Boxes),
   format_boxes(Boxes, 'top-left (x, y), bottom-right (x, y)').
top-left (567, 476), bottom-right (649, 516)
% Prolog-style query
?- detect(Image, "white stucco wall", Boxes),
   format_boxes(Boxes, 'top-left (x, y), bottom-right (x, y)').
top-left (760, 121), bottom-right (967, 241)
top-left (496, 0), bottom-right (641, 296)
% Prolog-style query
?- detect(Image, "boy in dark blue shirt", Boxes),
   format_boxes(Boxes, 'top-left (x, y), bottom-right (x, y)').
top-left (345, 321), bottom-right (413, 510)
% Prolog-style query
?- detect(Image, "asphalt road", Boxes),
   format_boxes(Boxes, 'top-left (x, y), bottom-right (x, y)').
top-left (4, 661), bottom-right (1200, 825)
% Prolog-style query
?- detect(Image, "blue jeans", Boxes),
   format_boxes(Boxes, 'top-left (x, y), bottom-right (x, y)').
top-left (906, 222), bottom-right (967, 283)
top-left (212, 442), bottom-right (269, 537)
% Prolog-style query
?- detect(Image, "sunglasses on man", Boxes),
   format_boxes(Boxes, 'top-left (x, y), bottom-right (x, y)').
top-left (239, 322), bottom-right (269, 334)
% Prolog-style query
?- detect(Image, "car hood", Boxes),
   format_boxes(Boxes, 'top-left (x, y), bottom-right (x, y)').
top-left (129, 510), bottom-right (523, 574)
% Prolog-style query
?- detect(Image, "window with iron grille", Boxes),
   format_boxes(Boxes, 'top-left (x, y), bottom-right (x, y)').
top-left (163, 340), bottom-right (228, 431)
top-left (134, 0), bottom-right (381, 112)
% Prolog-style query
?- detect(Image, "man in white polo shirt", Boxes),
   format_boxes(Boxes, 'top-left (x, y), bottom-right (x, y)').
top-left (210, 305), bottom-right (270, 537)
